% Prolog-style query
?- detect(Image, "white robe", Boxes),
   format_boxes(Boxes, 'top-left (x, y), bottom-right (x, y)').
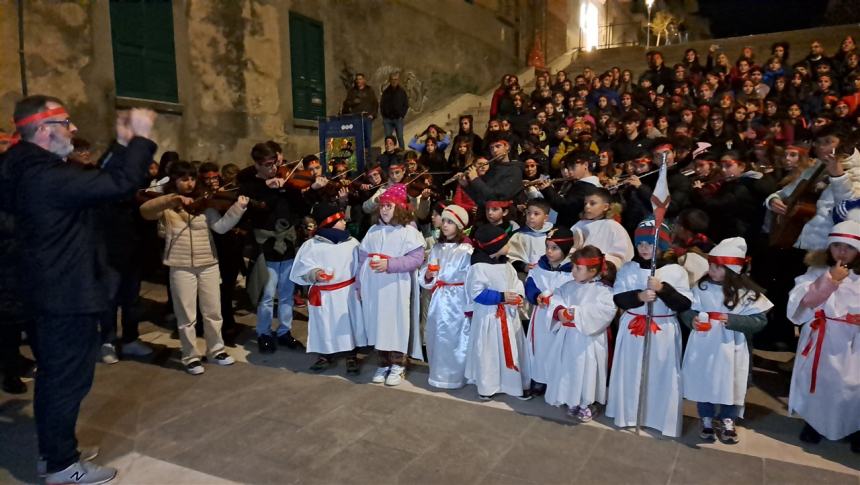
top-left (418, 241), bottom-right (474, 389)
top-left (572, 219), bottom-right (635, 263)
top-left (787, 268), bottom-right (860, 440)
top-left (682, 282), bottom-right (772, 408)
top-left (507, 223), bottom-right (553, 321)
top-left (464, 261), bottom-right (531, 397)
top-left (289, 235), bottom-right (366, 354)
top-left (358, 224), bottom-right (425, 359)
top-left (525, 263), bottom-right (573, 384)
top-left (606, 262), bottom-right (692, 437)
top-left (543, 280), bottom-right (616, 408)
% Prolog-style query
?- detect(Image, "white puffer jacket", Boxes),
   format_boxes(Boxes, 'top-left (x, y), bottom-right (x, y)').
top-left (140, 194), bottom-right (246, 267)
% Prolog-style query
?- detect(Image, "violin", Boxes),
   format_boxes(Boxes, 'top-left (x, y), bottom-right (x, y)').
top-left (184, 187), bottom-right (265, 215)
top-left (403, 170), bottom-right (440, 198)
top-left (274, 151), bottom-right (325, 190)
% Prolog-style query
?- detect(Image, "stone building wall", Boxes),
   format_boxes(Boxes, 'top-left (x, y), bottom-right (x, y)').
top-left (0, 0), bottom-right (530, 165)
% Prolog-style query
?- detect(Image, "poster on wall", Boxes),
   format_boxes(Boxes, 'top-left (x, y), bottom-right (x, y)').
top-left (318, 114), bottom-right (366, 175)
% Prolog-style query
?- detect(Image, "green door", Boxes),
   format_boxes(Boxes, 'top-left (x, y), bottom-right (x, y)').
top-left (289, 13), bottom-right (326, 121)
top-left (109, 0), bottom-right (178, 103)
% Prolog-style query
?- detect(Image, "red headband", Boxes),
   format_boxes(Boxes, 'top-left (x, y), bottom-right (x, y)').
top-left (575, 256), bottom-right (603, 266)
top-left (14, 107), bottom-right (69, 128)
top-left (199, 171), bottom-right (219, 179)
top-left (634, 226), bottom-right (673, 243)
top-left (319, 212), bottom-right (345, 228)
top-left (708, 255), bottom-right (749, 266)
top-left (367, 166), bottom-right (382, 174)
top-left (547, 237), bottom-right (575, 244)
top-left (475, 232), bottom-right (507, 249)
top-left (486, 200), bottom-right (512, 209)
top-left (786, 145), bottom-right (809, 155)
top-left (829, 232), bottom-right (860, 241)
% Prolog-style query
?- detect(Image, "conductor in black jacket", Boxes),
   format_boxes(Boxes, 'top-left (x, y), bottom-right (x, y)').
top-left (0, 96), bottom-right (157, 483)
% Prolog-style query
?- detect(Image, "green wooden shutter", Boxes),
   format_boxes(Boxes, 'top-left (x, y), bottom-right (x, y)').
top-left (289, 13), bottom-right (326, 121)
top-left (110, 0), bottom-right (178, 103)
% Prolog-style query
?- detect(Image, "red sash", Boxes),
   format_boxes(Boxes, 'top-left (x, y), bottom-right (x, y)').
top-left (800, 310), bottom-right (860, 393)
top-left (496, 303), bottom-right (521, 372)
top-left (432, 280), bottom-right (464, 294)
top-left (626, 310), bottom-right (674, 337)
top-left (308, 278), bottom-right (356, 307)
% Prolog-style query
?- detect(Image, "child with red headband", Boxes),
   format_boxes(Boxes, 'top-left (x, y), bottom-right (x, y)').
top-left (289, 202), bottom-right (366, 375)
top-left (523, 226), bottom-right (574, 396)
top-left (483, 199), bottom-right (519, 234)
top-left (357, 184), bottom-right (426, 387)
top-left (464, 223), bottom-right (532, 400)
top-left (606, 217), bottom-right (693, 437)
top-left (419, 204), bottom-right (473, 389)
top-left (786, 220), bottom-right (860, 453)
top-left (544, 245), bottom-right (617, 422)
top-left (679, 237), bottom-right (772, 444)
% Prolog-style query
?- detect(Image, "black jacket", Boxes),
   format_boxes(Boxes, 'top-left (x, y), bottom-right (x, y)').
top-left (380, 85), bottom-right (409, 120)
top-left (342, 86), bottom-right (379, 118)
top-left (0, 137), bottom-right (156, 316)
top-left (464, 159), bottom-right (523, 206)
top-left (540, 180), bottom-right (594, 228)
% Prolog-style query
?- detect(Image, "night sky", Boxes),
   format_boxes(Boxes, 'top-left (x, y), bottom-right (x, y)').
top-left (697, 0), bottom-right (829, 38)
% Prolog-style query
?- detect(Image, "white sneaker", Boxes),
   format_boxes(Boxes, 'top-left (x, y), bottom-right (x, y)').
top-left (45, 460), bottom-right (116, 485)
top-left (185, 360), bottom-right (205, 375)
top-left (385, 365), bottom-right (405, 386)
top-left (100, 344), bottom-right (118, 365)
top-left (38, 447), bottom-right (99, 477)
top-left (212, 352), bottom-right (235, 366)
top-left (372, 366), bottom-right (390, 384)
top-left (120, 340), bottom-right (153, 357)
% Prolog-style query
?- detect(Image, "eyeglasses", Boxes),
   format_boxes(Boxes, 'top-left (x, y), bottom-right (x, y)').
top-left (42, 119), bottom-right (73, 129)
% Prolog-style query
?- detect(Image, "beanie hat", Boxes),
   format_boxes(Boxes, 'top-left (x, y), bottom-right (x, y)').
top-left (546, 226), bottom-right (575, 255)
top-left (441, 204), bottom-right (469, 230)
top-left (828, 220), bottom-right (860, 252)
top-left (832, 198), bottom-right (860, 225)
top-left (311, 202), bottom-right (344, 228)
top-left (634, 217), bottom-right (672, 252)
top-left (708, 237), bottom-right (748, 273)
top-left (379, 183), bottom-right (409, 209)
top-left (472, 223), bottom-right (509, 256)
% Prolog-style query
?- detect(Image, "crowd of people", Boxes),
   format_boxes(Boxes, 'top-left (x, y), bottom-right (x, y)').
top-left (1, 35), bottom-right (860, 485)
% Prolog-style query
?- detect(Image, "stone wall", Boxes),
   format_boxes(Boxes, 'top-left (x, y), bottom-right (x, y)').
top-left (0, 0), bottom-right (530, 165)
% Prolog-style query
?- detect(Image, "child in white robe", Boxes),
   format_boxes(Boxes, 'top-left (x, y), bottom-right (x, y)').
top-left (358, 184), bottom-right (426, 387)
top-left (606, 218), bottom-right (693, 438)
top-left (570, 187), bottom-right (634, 264)
top-left (289, 202), bottom-right (366, 374)
top-left (786, 220), bottom-right (860, 453)
top-left (679, 237), bottom-right (772, 444)
top-left (464, 224), bottom-right (532, 400)
top-left (544, 245), bottom-right (617, 422)
top-left (523, 226), bottom-right (575, 395)
top-left (419, 204), bottom-right (473, 389)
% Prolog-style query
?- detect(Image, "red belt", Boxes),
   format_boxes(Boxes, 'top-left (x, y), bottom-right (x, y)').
top-left (801, 309), bottom-right (860, 393)
top-left (308, 277), bottom-right (356, 307)
top-left (432, 280), bottom-right (464, 294)
top-left (496, 302), bottom-right (521, 372)
top-left (626, 311), bottom-right (674, 337)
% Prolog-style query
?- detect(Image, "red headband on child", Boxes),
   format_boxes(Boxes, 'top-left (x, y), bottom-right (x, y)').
top-left (319, 212), bottom-right (345, 228)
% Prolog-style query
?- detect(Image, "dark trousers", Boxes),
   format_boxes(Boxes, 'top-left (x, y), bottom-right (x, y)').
top-left (0, 323), bottom-right (25, 377)
top-left (100, 267), bottom-right (142, 345)
top-left (34, 314), bottom-right (100, 473)
top-left (215, 233), bottom-right (246, 332)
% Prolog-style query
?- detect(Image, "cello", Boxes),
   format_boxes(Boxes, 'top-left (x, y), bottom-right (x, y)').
top-left (769, 161), bottom-right (827, 248)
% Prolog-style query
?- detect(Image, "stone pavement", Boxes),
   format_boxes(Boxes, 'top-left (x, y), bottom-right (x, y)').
top-left (1, 281), bottom-right (859, 484)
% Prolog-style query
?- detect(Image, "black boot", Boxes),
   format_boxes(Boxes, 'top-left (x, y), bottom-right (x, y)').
top-left (277, 331), bottom-right (306, 351)
top-left (257, 333), bottom-right (277, 354)
top-left (850, 431), bottom-right (860, 454)
top-left (799, 422), bottom-right (822, 444)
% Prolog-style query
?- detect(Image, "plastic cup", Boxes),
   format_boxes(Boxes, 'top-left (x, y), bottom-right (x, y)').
top-left (428, 259), bottom-right (440, 272)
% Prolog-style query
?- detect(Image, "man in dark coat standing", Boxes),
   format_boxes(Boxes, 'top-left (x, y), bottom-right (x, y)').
top-left (341, 73), bottom-right (379, 158)
top-left (0, 96), bottom-right (157, 485)
top-left (380, 72), bottom-right (409, 150)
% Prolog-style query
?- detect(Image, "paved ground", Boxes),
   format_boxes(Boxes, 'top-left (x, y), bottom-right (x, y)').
top-left (1, 281), bottom-right (859, 484)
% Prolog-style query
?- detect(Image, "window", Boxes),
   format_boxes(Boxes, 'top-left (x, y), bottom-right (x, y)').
top-left (109, 0), bottom-right (178, 103)
top-left (289, 13), bottom-right (326, 121)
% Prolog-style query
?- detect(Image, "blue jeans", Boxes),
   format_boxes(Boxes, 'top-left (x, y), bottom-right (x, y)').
top-left (383, 117), bottom-right (405, 150)
top-left (697, 402), bottom-right (739, 420)
top-left (256, 259), bottom-right (294, 337)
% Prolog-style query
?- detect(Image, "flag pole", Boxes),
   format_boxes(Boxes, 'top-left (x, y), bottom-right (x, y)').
top-left (635, 151), bottom-right (669, 436)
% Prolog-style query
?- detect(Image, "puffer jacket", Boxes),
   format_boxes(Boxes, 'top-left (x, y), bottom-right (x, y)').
top-left (140, 194), bottom-right (246, 267)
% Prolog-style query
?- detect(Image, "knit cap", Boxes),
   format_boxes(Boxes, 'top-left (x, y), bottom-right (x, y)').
top-left (634, 217), bottom-right (672, 252)
top-left (379, 183), bottom-right (409, 209)
top-left (442, 204), bottom-right (469, 230)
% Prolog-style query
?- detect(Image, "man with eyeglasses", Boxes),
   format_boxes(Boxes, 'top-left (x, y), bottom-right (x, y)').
top-left (0, 95), bottom-right (157, 485)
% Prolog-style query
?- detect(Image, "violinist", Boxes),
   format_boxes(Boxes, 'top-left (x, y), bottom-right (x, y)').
top-left (139, 161), bottom-right (246, 374)
top-left (352, 164), bottom-right (385, 236)
top-left (690, 153), bottom-right (722, 198)
top-left (238, 142), bottom-right (307, 355)
top-left (198, 161), bottom-right (247, 345)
